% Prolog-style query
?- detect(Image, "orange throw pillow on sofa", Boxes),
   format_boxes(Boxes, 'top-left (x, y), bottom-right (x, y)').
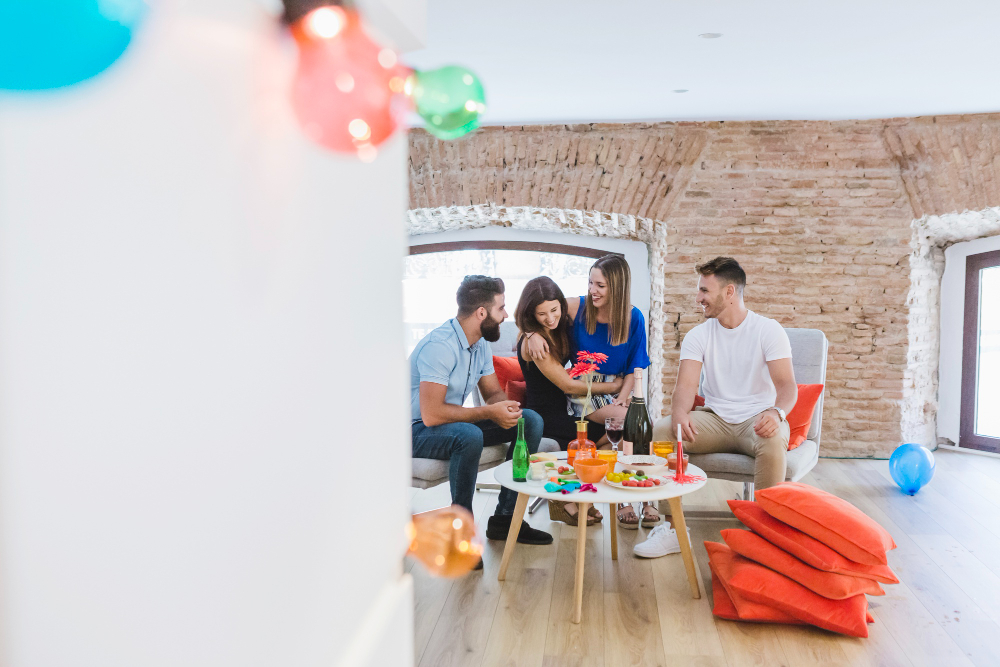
top-left (788, 384), bottom-right (824, 450)
top-left (729, 500), bottom-right (899, 584)
top-left (706, 542), bottom-right (871, 638)
top-left (492, 356), bottom-right (524, 393)
top-left (506, 380), bottom-right (527, 404)
top-left (721, 528), bottom-right (885, 599)
top-left (756, 482), bottom-right (897, 566)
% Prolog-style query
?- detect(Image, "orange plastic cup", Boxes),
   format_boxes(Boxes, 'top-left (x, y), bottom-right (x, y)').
top-left (596, 449), bottom-right (618, 466)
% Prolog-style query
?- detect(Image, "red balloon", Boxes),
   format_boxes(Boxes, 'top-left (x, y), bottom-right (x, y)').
top-left (290, 7), bottom-right (410, 158)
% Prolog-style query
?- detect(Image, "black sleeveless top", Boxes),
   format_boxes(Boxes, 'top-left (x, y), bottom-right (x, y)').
top-left (516, 337), bottom-right (569, 417)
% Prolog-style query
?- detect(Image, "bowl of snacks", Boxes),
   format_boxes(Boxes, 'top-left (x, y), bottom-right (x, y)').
top-left (573, 458), bottom-right (609, 484)
top-left (615, 454), bottom-right (668, 476)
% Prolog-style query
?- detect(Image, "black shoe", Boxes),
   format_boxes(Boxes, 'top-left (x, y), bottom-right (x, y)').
top-left (473, 558), bottom-right (484, 571)
top-left (485, 516), bottom-right (554, 545)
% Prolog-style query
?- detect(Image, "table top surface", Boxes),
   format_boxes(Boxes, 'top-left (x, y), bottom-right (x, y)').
top-left (493, 459), bottom-right (708, 503)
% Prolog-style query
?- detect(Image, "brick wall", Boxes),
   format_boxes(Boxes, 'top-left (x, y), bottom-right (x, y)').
top-left (408, 114), bottom-right (1000, 457)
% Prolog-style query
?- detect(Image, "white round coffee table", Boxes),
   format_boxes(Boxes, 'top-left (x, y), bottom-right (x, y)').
top-left (493, 460), bottom-right (708, 623)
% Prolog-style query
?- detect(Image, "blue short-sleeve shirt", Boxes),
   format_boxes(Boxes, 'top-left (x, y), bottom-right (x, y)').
top-left (570, 297), bottom-right (650, 376)
top-left (410, 319), bottom-right (495, 422)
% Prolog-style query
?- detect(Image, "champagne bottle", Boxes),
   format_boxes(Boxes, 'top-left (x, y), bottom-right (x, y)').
top-left (623, 368), bottom-right (652, 457)
top-left (512, 417), bottom-right (528, 482)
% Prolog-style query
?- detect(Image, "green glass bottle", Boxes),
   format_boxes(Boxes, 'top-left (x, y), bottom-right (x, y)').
top-left (512, 417), bottom-right (528, 482)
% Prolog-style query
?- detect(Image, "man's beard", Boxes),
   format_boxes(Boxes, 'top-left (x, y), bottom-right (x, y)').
top-left (703, 296), bottom-right (724, 319)
top-left (480, 313), bottom-right (502, 342)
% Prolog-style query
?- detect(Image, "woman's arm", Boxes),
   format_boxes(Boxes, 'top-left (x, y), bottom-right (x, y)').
top-left (613, 373), bottom-right (636, 407)
top-left (534, 354), bottom-right (623, 396)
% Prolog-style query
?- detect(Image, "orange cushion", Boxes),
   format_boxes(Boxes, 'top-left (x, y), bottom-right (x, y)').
top-left (492, 356), bottom-right (524, 392)
top-left (708, 545), bottom-right (804, 624)
top-left (721, 528), bottom-right (885, 599)
top-left (729, 500), bottom-right (899, 584)
top-left (706, 542), bottom-right (871, 638)
top-left (788, 384), bottom-right (824, 450)
top-left (506, 380), bottom-right (526, 405)
top-left (756, 482), bottom-right (897, 566)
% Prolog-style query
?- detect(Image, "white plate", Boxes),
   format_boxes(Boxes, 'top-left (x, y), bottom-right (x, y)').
top-left (616, 454), bottom-right (669, 476)
top-left (604, 475), bottom-right (671, 490)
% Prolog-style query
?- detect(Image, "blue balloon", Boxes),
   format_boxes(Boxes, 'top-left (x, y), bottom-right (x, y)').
top-left (889, 443), bottom-right (935, 495)
top-left (0, 0), bottom-right (146, 91)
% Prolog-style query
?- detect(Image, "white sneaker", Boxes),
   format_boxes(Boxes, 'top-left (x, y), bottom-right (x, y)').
top-left (633, 524), bottom-right (689, 559)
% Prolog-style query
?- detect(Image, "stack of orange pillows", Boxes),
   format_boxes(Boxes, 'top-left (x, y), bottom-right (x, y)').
top-left (705, 482), bottom-right (898, 638)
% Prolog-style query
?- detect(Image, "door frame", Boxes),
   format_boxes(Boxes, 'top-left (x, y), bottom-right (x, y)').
top-left (960, 249), bottom-right (1000, 452)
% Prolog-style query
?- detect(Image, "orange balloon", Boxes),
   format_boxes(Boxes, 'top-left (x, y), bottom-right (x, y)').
top-left (290, 7), bottom-right (411, 158)
top-left (407, 506), bottom-right (482, 577)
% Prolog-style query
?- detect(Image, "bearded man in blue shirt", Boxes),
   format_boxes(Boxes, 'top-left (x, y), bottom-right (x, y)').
top-left (410, 276), bottom-right (553, 562)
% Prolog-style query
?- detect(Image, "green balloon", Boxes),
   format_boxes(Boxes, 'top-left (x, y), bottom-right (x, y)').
top-left (412, 66), bottom-right (486, 140)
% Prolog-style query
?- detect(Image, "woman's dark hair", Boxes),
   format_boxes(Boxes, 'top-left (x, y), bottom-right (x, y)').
top-left (456, 275), bottom-right (505, 317)
top-left (514, 276), bottom-right (570, 363)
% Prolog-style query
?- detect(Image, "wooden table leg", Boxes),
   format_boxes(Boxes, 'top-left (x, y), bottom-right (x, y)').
top-left (497, 493), bottom-right (529, 581)
top-left (572, 502), bottom-right (589, 624)
top-left (667, 496), bottom-right (701, 599)
top-left (608, 503), bottom-right (618, 561)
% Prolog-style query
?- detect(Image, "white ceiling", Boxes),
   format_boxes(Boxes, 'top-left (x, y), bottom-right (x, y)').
top-left (404, 0), bottom-right (1000, 125)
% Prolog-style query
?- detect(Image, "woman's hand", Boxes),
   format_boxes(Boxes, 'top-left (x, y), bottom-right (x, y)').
top-left (612, 394), bottom-right (632, 407)
top-left (608, 375), bottom-right (625, 393)
top-left (525, 333), bottom-right (549, 361)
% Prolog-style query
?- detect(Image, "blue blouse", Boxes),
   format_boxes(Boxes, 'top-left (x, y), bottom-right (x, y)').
top-left (569, 297), bottom-right (650, 376)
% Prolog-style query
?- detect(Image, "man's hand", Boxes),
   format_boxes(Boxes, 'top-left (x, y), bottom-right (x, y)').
top-left (673, 412), bottom-right (699, 442)
top-left (489, 400), bottom-right (522, 429)
top-left (526, 334), bottom-right (550, 361)
top-left (753, 409), bottom-right (780, 438)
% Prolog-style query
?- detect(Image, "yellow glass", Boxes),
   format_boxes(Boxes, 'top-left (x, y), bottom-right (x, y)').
top-left (596, 449), bottom-right (618, 466)
top-left (652, 441), bottom-right (674, 458)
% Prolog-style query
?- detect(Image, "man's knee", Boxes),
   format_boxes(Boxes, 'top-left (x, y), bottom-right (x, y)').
top-left (753, 431), bottom-right (788, 457)
top-left (652, 416), bottom-right (673, 441)
top-left (451, 423), bottom-right (485, 455)
top-left (521, 409), bottom-right (544, 448)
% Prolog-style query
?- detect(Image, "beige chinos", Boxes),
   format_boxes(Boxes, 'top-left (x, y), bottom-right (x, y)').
top-left (652, 407), bottom-right (789, 490)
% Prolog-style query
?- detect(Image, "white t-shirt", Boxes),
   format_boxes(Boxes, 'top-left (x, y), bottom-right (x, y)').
top-left (679, 310), bottom-right (792, 424)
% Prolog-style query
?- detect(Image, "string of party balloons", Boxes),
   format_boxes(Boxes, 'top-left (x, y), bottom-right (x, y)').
top-left (0, 0), bottom-right (487, 159)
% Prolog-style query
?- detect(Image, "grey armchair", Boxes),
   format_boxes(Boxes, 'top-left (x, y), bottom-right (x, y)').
top-left (655, 327), bottom-right (827, 515)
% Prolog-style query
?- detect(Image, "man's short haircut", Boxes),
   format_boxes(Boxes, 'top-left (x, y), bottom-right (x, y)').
top-left (456, 275), bottom-right (505, 317)
top-left (696, 256), bottom-right (746, 295)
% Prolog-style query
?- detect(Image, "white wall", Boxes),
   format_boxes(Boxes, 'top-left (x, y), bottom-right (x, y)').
top-left (0, 1), bottom-right (416, 665)
top-left (938, 234), bottom-right (1000, 444)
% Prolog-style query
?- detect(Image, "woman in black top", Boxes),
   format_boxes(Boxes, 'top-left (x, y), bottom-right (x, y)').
top-left (514, 277), bottom-right (623, 525)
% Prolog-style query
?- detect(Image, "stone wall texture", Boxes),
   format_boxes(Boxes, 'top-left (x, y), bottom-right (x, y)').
top-left (408, 114), bottom-right (1000, 457)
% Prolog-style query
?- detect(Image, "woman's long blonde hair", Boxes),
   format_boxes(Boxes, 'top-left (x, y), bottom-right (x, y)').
top-left (585, 254), bottom-right (631, 346)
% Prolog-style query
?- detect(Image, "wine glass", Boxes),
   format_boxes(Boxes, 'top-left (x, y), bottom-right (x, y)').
top-left (605, 418), bottom-right (624, 452)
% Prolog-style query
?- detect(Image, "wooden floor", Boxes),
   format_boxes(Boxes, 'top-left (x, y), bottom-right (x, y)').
top-left (407, 450), bottom-right (1000, 667)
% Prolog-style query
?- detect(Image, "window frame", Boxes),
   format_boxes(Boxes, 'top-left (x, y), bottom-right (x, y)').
top-left (960, 249), bottom-right (1000, 452)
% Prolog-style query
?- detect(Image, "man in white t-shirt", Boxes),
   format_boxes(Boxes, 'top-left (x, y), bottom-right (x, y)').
top-left (634, 257), bottom-right (799, 559)
top-left (654, 256), bottom-right (798, 490)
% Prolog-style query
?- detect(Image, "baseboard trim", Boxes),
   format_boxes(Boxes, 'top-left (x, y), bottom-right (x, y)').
top-left (937, 444), bottom-right (1000, 460)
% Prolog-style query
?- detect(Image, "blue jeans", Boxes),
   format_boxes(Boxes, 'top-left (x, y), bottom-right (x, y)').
top-left (412, 409), bottom-right (543, 515)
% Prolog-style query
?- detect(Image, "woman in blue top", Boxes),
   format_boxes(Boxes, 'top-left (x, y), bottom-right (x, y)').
top-left (526, 254), bottom-right (656, 527)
